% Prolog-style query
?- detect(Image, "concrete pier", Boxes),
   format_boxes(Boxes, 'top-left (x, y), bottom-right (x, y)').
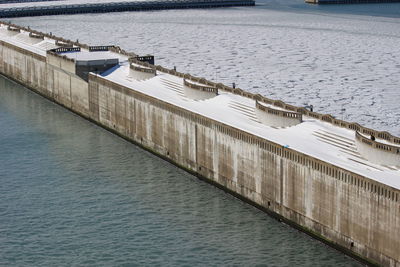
top-left (0, 0), bottom-right (255, 18)
top-left (0, 21), bottom-right (399, 267)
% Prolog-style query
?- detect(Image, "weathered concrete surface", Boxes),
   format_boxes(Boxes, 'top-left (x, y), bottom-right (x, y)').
top-left (255, 106), bottom-right (302, 128)
top-left (87, 75), bottom-right (399, 267)
top-left (355, 132), bottom-right (400, 167)
top-left (129, 68), bottom-right (156, 81)
top-left (0, 39), bottom-right (399, 267)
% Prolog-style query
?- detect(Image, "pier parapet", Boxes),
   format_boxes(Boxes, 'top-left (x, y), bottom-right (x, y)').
top-left (220, 89), bottom-right (400, 146)
top-left (130, 65), bottom-right (157, 74)
top-left (134, 55), bottom-right (154, 65)
top-left (255, 100), bottom-right (302, 128)
top-left (46, 49), bottom-right (76, 73)
top-left (55, 40), bottom-right (73, 48)
top-left (355, 131), bottom-right (400, 167)
top-left (88, 45), bottom-right (115, 52)
top-left (183, 77), bottom-right (218, 100)
top-left (129, 62), bottom-right (157, 81)
top-left (1, 21), bottom-right (89, 49)
top-left (28, 32), bottom-right (44, 40)
top-left (7, 25), bottom-right (20, 32)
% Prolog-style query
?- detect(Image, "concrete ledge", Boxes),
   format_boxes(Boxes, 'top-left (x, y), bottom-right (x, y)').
top-left (183, 78), bottom-right (218, 100)
top-left (28, 32), bottom-right (44, 40)
top-left (7, 26), bottom-right (20, 32)
top-left (183, 78), bottom-right (218, 94)
top-left (255, 100), bottom-right (302, 128)
top-left (129, 64), bottom-right (156, 81)
top-left (55, 40), bottom-right (73, 48)
top-left (355, 131), bottom-right (400, 167)
top-left (88, 45), bottom-right (115, 52)
top-left (130, 64), bottom-right (156, 75)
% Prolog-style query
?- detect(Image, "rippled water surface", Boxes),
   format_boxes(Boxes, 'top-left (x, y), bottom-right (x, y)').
top-left (0, 76), bottom-right (361, 265)
top-left (11, 0), bottom-right (400, 135)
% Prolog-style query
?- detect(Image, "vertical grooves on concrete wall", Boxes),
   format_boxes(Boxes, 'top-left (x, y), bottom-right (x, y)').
top-left (280, 157), bottom-right (283, 208)
top-left (195, 124), bottom-right (198, 170)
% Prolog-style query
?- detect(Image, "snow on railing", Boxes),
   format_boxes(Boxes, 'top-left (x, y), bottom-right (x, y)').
top-left (88, 45), bottom-right (115, 52)
top-left (130, 64), bottom-right (157, 74)
top-left (28, 32), bottom-right (44, 39)
top-left (255, 100), bottom-right (302, 127)
top-left (355, 131), bottom-right (400, 167)
top-left (256, 100), bottom-right (302, 120)
top-left (183, 78), bottom-right (218, 94)
top-left (55, 40), bottom-right (73, 47)
top-left (51, 46), bottom-right (80, 53)
top-left (356, 131), bottom-right (400, 155)
top-left (7, 25), bottom-right (20, 32)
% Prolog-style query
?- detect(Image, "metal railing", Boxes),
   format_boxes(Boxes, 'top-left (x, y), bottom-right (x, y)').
top-left (88, 45), bottom-right (115, 52)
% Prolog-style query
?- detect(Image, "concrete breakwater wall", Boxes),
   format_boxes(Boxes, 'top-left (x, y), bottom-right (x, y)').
top-left (305, 0), bottom-right (400, 4)
top-left (0, 23), bottom-right (399, 266)
top-left (0, 0), bottom-right (255, 18)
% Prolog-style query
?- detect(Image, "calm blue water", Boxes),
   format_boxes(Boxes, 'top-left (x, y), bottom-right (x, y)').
top-left (0, 76), bottom-right (362, 266)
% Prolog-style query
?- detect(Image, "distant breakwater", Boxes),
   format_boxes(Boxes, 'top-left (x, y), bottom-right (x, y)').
top-left (305, 0), bottom-right (400, 4)
top-left (0, 0), bottom-right (255, 18)
top-left (0, 0), bottom-right (62, 5)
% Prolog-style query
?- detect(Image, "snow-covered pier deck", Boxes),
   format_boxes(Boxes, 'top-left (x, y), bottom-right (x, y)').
top-left (0, 0), bottom-right (255, 18)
